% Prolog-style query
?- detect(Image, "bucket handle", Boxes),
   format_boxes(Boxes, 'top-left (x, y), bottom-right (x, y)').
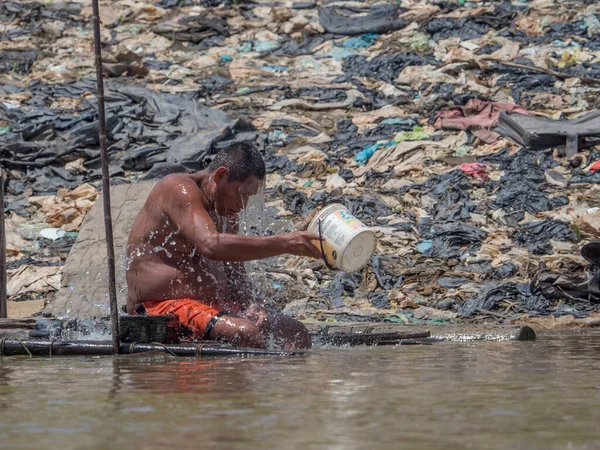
top-left (318, 219), bottom-right (337, 271)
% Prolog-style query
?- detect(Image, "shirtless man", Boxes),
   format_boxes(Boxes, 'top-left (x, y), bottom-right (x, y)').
top-left (126, 143), bottom-right (321, 350)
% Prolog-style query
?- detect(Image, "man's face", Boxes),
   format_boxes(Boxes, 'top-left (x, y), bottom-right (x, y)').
top-left (214, 172), bottom-right (261, 217)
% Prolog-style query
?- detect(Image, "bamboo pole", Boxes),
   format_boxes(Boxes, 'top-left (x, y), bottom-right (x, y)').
top-left (0, 319), bottom-right (36, 329)
top-left (0, 169), bottom-right (7, 319)
top-left (0, 340), bottom-right (305, 357)
top-left (312, 331), bottom-right (431, 347)
top-left (91, 0), bottom-right (119, 353)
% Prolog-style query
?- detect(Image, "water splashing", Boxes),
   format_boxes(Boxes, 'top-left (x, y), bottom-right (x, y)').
top-left (238, 180), bottom-right (267, 236)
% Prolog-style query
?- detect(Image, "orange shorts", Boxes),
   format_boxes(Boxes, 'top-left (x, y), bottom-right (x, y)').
top-left (138, 299), bottom-right (238, 340)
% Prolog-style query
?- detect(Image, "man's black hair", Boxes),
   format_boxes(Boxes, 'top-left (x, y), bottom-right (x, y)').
top-left (208, 143), bottom-right (266, 182)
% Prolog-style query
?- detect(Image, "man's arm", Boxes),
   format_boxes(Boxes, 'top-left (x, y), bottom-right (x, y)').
top-left (162, 176), bottom-right (322, 262)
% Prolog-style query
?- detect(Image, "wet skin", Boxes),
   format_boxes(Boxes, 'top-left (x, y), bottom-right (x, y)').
top-left (126, 168), bottom-right (320, 349)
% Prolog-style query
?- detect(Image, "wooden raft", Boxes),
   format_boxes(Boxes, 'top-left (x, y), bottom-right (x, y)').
top-left (0, 318), bottom-right (537, 352)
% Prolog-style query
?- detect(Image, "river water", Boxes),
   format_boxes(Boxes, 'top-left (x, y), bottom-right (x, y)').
top-left (1, 332), bottom-right (600, 449)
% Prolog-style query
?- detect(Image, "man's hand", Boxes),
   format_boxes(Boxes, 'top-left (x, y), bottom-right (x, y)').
top-left (285, 232), bottom-right (323, 259)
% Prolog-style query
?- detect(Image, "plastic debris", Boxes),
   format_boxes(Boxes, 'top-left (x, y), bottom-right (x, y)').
top-left (394, 126), bottom-right (430, 142)
top-left (417, 240), bottom-right (434, 255)
top-left (355, 143), bottom-right (384, 166)
top-left (435, 100), bottom-right (529, 131)
top-left (39, 228), bottom-right (66, 241)
top-left (1, 0), bottom-right (599, 325)
top-left (319, 4), bottom-right (407, 36)
top-left (341, 34), bottom-right (379, 50)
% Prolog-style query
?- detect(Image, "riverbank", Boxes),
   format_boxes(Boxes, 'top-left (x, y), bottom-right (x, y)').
top-left (1, 0), bottom-right (599, 325)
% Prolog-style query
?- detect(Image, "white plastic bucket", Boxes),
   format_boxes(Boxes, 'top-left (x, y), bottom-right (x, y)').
top-left (308, 203), bottom-right (377, 273)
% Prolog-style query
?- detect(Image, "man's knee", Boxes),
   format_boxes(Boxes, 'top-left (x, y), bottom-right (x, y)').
top-left (290, 320), bottom-right (312, 349)
top-left (272, 315), bottom-right (312, 349)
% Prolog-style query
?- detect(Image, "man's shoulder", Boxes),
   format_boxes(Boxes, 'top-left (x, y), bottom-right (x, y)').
top-left (149, 174), bottom-right (205, 211)
top-left (150, 174), bottom-right (197, 197)
top-left (155, 173), bottom-right (194, 189)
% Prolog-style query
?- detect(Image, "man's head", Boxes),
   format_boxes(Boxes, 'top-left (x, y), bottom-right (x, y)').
top-left (207, 143), bottom-right (266, 217)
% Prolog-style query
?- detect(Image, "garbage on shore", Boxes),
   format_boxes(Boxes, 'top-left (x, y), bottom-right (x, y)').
top-left (1, 0), bottom-right (600, 326)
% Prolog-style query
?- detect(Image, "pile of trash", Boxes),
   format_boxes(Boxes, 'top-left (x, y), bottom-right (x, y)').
top-left (1, 0), bottom-right (600, 326)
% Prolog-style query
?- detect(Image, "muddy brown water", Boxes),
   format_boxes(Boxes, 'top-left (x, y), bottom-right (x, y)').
top-left (1, 333), bottom-right (600, 449)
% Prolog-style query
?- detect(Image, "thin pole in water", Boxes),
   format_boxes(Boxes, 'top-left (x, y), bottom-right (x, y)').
top-left (91, 0), bottom-right (120, 353)
top-left (0, 169), bottom-right (7, 319)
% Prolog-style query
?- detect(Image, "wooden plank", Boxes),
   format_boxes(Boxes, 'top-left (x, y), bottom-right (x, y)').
top-left (44, 182), bottom-right (155, 319)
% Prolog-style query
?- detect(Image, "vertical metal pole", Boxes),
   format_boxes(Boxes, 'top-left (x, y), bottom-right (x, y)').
top-left (91, 0), bottom-right (120, 353)
top-left (0, 169), bottom-right (7, 319)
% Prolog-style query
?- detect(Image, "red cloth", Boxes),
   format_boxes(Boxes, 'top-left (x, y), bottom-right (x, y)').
top-left (460, 162), bottom-right (489, 180)
top-left (141, 299), bottom-right (241, 340)
top-left (590, 161), bottom-right (600, 172)
top-left (434, 99), bottom-right (529, 131)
